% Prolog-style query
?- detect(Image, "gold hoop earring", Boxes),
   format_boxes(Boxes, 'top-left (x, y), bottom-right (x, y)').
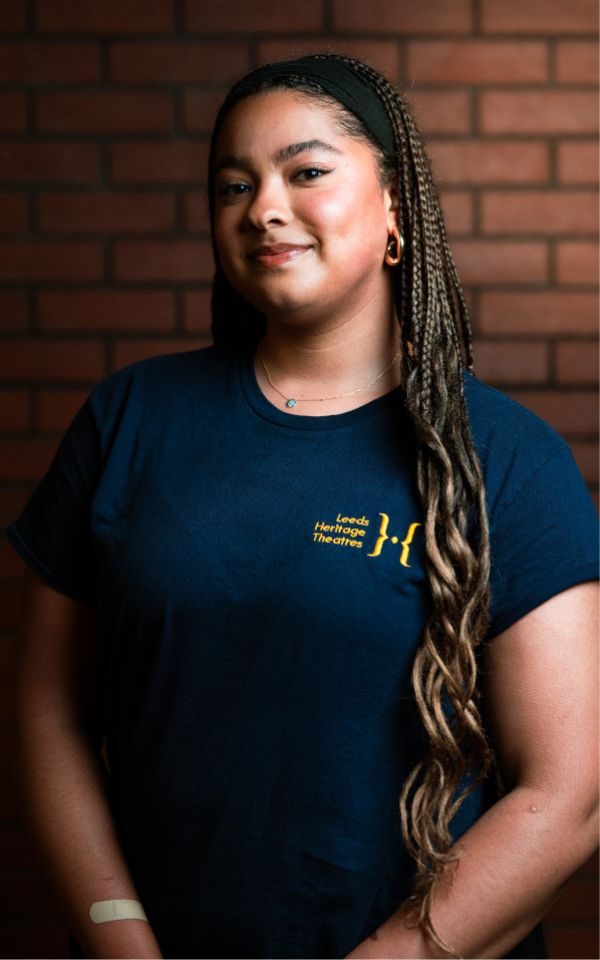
top-left (385, 226), bottom-right (404, 267)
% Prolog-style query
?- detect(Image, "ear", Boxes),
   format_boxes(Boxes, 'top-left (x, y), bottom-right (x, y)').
top-left (382, 179), bottom-right (400, 232)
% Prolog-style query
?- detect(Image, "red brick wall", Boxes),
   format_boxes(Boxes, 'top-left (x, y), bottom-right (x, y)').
top-left (0, 0), bottom-right (598, 956)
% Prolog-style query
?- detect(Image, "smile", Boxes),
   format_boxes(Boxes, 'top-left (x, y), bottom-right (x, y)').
top-left (249, 245), bottom-right (312, 267)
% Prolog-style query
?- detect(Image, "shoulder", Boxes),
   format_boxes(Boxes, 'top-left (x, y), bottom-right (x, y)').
top-left (93, 343), bottom-right (229, 396)
top-left (462, 371), bottom-right (598, 638)
top-left (81, 344), bottom-right (235, 453)
top-left (462, 369), bottom-right (567, 459)
top-left (88, 344), bottom-right (231, 411)
top-left (461, 370), bottom-right (573, 519)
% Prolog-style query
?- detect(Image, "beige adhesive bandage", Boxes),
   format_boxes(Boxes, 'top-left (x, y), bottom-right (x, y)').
top-left (89, 899), bottom-right (148, 924)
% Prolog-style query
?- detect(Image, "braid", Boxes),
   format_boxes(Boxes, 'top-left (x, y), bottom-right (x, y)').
top-left (207, 55), bottom-right (494, 959)
top-left (328, 55), bottom-right (494, 957)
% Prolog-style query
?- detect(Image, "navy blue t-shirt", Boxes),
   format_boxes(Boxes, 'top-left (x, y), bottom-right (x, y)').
top-left (5, 344), bottom-right (598, 959)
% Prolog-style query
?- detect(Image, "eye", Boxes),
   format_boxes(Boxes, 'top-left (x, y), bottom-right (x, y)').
top-left (216, 180), bottom-right (251, 200)
top-left (293, 166), bottom-right (333, 182)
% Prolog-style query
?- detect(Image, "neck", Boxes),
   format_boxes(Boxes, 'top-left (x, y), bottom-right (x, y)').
top-left (255, 300), bottom-right (403, 399)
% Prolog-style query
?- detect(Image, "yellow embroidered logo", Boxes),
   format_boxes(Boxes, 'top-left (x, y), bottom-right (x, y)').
top-left (312, 512), bottom-right (422, 567)
top-left (367, 513), bottom-right (422, 568)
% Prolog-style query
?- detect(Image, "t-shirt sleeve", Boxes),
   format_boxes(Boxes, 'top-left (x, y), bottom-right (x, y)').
top-left (4, 393), bottom-right (102, 607)
top-left (486, 442), bottom-right (599, 639)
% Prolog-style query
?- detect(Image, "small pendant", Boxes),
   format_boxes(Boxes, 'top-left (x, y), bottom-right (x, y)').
top-left (286, 398), bottom-right (297, 408)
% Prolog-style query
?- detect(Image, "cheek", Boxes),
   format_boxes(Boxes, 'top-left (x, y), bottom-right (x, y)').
top-left (305, 190), bottom-right (353, 230)
top-left (306, 186), bottom-right (387, 260)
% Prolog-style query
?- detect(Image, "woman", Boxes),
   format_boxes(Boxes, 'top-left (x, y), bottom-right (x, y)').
top-left (6, 54), bottom-right (598, 960)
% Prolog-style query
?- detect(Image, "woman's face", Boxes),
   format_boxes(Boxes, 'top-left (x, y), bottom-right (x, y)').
top-left (213, 90), bottom-right (397, 325)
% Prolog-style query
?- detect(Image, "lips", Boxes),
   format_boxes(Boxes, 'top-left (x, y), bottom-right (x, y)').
top-left (249, 243), bottom-right (312, 266)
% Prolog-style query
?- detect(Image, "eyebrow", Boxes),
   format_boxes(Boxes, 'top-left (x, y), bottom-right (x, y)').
top-left (215, 139), bottom-right (342, 175)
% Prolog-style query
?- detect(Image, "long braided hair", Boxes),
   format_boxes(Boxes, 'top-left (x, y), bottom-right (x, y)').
top-left (207, 53), bottom-right (495, 958)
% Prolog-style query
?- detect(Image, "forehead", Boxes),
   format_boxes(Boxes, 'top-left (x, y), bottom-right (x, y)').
top-left (215, 89), bottom-right (349, 154)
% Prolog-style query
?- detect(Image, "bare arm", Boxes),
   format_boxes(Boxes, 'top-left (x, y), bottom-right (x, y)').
top-left (345, 580), bottom-right (599, 959)
top-left (12, 566), bottom-right (163, 959)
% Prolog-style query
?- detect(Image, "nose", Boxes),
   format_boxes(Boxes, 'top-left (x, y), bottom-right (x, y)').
top-left (243, 176), bottom-right (292, 232)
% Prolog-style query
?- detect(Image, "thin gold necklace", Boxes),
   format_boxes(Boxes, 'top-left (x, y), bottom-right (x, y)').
top-left (257, 347), bottom-right (402, 409)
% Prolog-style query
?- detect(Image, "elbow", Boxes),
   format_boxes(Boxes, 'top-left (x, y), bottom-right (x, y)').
top-left (577, 793), bottom-right (599, 863)
top-left (570, 762), bottom-right (600, 861)
top-left (550, 781), bottom-right (599, 869)
top-left (515, 779), bottom-right (599, 871)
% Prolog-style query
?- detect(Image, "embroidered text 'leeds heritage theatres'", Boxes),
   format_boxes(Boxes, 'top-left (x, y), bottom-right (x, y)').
top-left (312, 511), bottom-right (422, 567)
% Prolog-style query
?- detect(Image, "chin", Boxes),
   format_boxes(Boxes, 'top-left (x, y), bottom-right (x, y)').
top-left (240, 284), bottom-right (321, 321)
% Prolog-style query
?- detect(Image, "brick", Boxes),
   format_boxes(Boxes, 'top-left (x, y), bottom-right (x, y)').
top-left (558, 142), bottom-right (599, 185)
top-left (482, 0), bottom-right (598, 34)
top-left (0, 1), bottom-right (25, 32)
top-left (332, 0), bottom-right (471, 33)
top-left (0, 771), bottom-right (19, 811)
top-left (0, 143), bottom-right (99, 183)
top-left (112, 143), bottom-right (209, 184)
top-left (185, 0), bottom-right (322, 32)
top-left (256, 40), bottom-right (400, 82)
top-left (0, 292), bottom-right (27, 330)
top-left (184, 192), bottom-right (210, 233)
top-left (114, 240), bottom-right (214, 282)
top-left (182, 289), bottom-right (211, 333)
top-left (438, 191), bottom-right (473, 236)
top-left (0, 241), bottom-right (101, 281)
top-left (471, 339), bottom-right (548, 384)
top-left (112, 337), bottom-right (209, 371)
top-left (580, 850), bottom-right (599, 876)
top-left (548, 876), bottom-right (599, 923)
top-left (0, 735), bottom-right (17, 772)
top-left (569, 440), bottom-right (599, 483)
top-left (37, 389), bottom-right (89, 431)
top-left (556, 341), bottom-right (599, 384)
top-left (406, 91), bottom-right (471, 135)
top-left (0, 676), bottom-right (11, 720)
top-left (407, 41), bottom-right (548, 85)
top-left (480, 92), bottom-right (598, 135)
top-left (0, 42), bottom-right (99, 82)
top-left (545, 926), bottom-right (599, 960)
top-left (452, 241), bottom-right (547, 285)
top-left (0, 341), bottom-right (104, 383)
top-left (480, 292), bottom-right (598, 336)
top-left (0, 93), bottom-right (26, 132)
top-left (36, 0), bottom-right (173, 33)
top-left (0, 631), bottom-right (17, 675)
top-left (0, 439), bottom-right (76, 481)
top-left (183, 90), bottom-right (226, 135)
top-left (556, 42), bottom-right (599, 84)
top-left (557, 242), bottom-right (598, 285)
top-left (109, 42), bottom-right (248, 84)
top-left (0, 732), bottom-right (12, 774)
top-left (39, 191), bottom-right (175, 233)
top-left (37, 91), bottom-right (172, 133)
top-left (0, 540), bottom-right (25, 576)
top-left (427, 142), bottom-right (548, 186)
top-left (39, 290), bottom-right (175, 332)
top-left (481, 191), bottom-right (598, 235)
top-left (0, 390), bottom-right (28, 430)
top-left (0, 193), bottom-right (27, 233)
top-left (506, 389), bottom-right (598, 437)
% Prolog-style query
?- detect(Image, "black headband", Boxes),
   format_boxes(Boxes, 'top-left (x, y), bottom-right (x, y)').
top-left (221, 56), bottom-right (396, 156)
